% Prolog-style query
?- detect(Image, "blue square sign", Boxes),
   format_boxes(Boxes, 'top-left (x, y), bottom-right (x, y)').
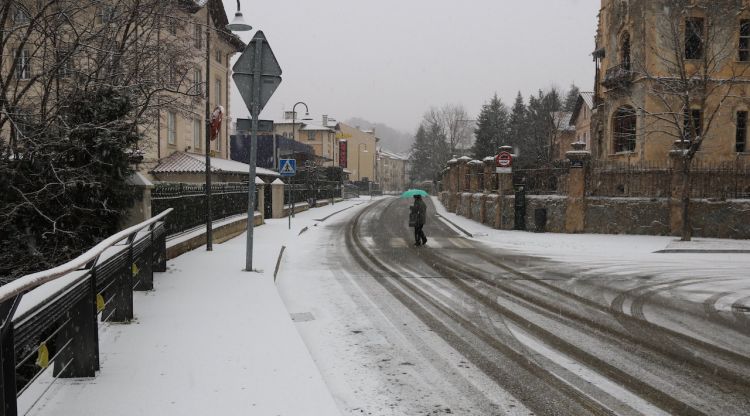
top-left (279, 159), bottom-right (296, 176)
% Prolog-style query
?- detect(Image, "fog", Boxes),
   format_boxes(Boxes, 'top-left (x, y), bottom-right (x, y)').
top-left (224, 0), bottom-right (600, 134)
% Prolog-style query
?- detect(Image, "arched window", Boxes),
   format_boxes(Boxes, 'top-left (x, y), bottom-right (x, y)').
top-left (621, 32), bottom-right (631, 71)
top-left (613, 106), bottom-right (636, 153)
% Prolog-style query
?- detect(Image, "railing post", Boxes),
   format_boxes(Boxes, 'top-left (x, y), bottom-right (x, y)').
top-left (0, 296), bottom-right (22, 416)
top-left (153, 223), bottom-right (167, 273)
top-left (135, 232), bottom-right (154, 291)
top-left (54, 273), bottom-right (98, 378)
top-left (107, 237), bottom-right (135, 323)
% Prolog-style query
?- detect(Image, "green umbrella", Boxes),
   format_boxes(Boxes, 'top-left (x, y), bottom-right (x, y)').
top-left (400, 189), bottom-right (429, 199)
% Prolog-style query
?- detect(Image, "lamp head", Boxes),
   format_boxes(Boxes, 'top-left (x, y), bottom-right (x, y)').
top-left (226, 12), bottom-right (252, 32)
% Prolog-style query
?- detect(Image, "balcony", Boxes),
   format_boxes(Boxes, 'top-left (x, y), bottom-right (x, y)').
top-left (602, 63), bottom-right (633, 89)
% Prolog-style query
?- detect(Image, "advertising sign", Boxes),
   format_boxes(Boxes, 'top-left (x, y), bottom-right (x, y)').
top-left (339, 140), bottom-right (348, 168)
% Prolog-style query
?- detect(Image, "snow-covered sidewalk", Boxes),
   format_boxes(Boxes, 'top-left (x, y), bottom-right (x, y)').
top-left (22, 199), bottom-right (369, 416)
top-left (432, 197), bottom-right (750, 310)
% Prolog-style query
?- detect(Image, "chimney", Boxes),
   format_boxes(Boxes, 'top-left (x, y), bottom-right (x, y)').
top-left (322, 114), bottom-right (328, 126)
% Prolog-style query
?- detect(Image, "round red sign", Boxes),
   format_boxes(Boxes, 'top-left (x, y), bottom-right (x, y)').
top-left (495, 151), bottom-right (512, 167)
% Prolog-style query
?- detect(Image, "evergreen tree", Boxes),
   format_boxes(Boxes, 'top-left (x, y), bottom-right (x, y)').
top-left (508, 92), bottom-right (527, 153)
top-left (471, 94), bottom-right (509, 159)
top-left (0, 88), bottom-right (139, 280)
top-left (409, 120), bottom-right (449, 183)
top-left (564, 84), bottom-right (580, 112)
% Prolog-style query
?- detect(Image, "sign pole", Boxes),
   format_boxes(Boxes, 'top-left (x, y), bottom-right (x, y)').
top-left (246, 36), bottom-right (263, 272)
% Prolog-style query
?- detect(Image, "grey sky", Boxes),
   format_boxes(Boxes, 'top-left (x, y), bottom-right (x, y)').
top-left (223, 0), bottom-right (601, 134)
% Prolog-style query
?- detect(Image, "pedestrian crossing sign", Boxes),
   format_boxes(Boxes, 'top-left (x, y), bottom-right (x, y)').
top-left (279, 159), bottom-right (296, 176)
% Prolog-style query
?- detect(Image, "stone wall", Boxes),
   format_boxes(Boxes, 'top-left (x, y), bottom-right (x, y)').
top-left (525, 195), bottom-right (567, 233)
top-left (585, 197), bottom-right (671, 235)
top-left (690, 199), bottom-right (750, 240)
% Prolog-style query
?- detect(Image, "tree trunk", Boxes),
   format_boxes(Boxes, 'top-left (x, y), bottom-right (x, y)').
top-left (680, 161), bottom-right (692, 241)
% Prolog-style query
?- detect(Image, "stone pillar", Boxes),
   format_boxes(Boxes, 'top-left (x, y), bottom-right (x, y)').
top-left (483, 157), bottom-right (496, 193)
top-left (469, 160), bottom-right (482, 192)
top-left (271, 178), bottom-right (285, 219)
top-left (446, 158), bottom-right (459, 212)
top-left (457, 156), bottom-right (471, 192)
top-left (256, 177), bottom-right (266, 222)
top-left (565, 142), bottom-right (591, 233)
top-left (121, 172), bottom-right (154, 229)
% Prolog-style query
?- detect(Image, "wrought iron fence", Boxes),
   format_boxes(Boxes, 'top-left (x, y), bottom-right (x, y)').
top-left (589, 161), bottom-right (672, 198)
top-left (513, 162), bottom-right (570, 195)
top-left (589, 161), bottom-right (750, 199)
top-left (152, 182), bottom-right (256, 236)
top-left (283, 181), bottom-right (341, 206)
top-left (0, 210), bottom-right (171, 415)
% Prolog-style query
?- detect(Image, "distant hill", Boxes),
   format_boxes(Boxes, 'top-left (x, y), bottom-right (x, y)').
top-left (346, 117), bottom-right (414, 154)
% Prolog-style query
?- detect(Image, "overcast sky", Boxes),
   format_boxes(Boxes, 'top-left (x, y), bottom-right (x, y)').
top-left (223, 0), bottom-right (601, 133)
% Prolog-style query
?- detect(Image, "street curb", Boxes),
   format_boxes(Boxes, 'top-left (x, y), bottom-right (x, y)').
top-left (654, 249), bottom-right (750, 254)
top-left (435, 214), bottom-right (474, 238)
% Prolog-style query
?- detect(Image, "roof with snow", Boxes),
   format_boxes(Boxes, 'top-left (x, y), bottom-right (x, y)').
top-left (299, 123), bottom-right (333, 132)
top-left (552, 112), bottom-right (575, 132)
top-left (570, 92), bottom-right (595, 126)
top-left (152, 152), bottom-right (279, 177)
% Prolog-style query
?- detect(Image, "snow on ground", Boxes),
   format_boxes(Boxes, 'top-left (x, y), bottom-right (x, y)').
top-left (431, 197), bottom-right (750, 311)
top-left (21, 199), bottom-right (370, 416)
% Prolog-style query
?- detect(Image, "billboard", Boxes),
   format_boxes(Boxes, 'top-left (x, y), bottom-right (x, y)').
top-left (338, 140), bottom-right (348, 168)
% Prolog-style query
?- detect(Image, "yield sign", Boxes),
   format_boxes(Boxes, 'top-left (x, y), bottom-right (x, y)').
top-left (232, 31), bottom-right (282, 114)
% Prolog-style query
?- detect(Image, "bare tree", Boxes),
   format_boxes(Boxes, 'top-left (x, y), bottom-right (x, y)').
top-left (0, 0), bottom-right (215, 279)
top-left (424, 104), bottom-right (472, 156)
top-left (634, 0), bottom-right (746, 240)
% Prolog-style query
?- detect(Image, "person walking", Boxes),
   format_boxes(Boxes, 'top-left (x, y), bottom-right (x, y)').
top-left (412, 195), bottom-right (427, 246)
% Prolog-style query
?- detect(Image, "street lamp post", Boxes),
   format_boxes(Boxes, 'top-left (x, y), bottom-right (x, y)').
top-left (204, 1), bottom-right (251, 251)
top-left (288, 102), bottom-right (309, 228)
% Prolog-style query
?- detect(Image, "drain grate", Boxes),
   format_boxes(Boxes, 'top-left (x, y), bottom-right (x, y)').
top-left (290, 312), bottom-right (315, 322)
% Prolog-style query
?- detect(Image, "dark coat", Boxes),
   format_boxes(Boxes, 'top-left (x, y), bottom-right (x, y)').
top-left (413, 197), bottom-right (427, 226)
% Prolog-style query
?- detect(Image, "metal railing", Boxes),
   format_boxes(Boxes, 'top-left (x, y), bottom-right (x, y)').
top-left (152, 183), bottom-right (253, 236)
top-left (0, 209), bottom-right (172, 415)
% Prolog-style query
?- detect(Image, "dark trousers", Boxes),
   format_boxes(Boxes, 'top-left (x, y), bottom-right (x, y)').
top-left (414, 224), bottom-right (427, 245)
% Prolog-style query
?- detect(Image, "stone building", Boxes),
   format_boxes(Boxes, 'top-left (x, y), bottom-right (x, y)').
top-left (273, 113), bottom-right (338, 167)
top-left (376, 149), bottom-right (408, 193)
top-left (591, 0), bottom-right (750, 165)
top-left (569, 92), bottom-right (595, 153)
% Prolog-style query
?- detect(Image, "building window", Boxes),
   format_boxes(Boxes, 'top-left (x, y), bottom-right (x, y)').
top-left (15, 49), bottom-right (30, 80)
top-left (167, 17), bottom-right (178, 35)
top-left (215, 50), bottom-right (222, 64)
top-left (13, 6), bottom-right (30, 25)
top-left (194, 68), bottom-right (202, 95)
top-left (737, 111), bottom-right (747, 152)
top-left (167, 112), bottom-right (176, 145)
top-left (741, 20), bottom-right (750, 61)
top-left (194, 119), bottom-right (202, 150)
top-left (685, 17), bottom-right (704, 60)
top-left (215, 78), bottom-right (222, 106)
top-left (308, 131), bottom-right (316, 141)
top-left (683, 108), bottom-right (702, 140)
top-left (612, 106), bottom-right (636, 153)
top-left (621, 32), bottom-right (631, 70)
top-left (194, 23), bottom-right (202, 48)
top-left (98, 5), bottom-right (116, 24)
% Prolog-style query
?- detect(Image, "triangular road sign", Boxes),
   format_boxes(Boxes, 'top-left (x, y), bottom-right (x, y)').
top-left (232, 31), bottom-right (283, 114)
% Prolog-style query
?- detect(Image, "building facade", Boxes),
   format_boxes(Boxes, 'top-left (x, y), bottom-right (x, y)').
top-left (337, 123), bottom-right (378, 182)
top-left (569, 92), bottom-right (595, 154)
top-left (1, 0), bottom-right (244, 178)
top-left (376, 149), bottom-right (408, 193)
top-left (591, 0), bottom-right (750, 165)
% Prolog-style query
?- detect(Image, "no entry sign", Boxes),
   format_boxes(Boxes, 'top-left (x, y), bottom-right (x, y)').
top-left (495, 151), bottom-right (512, 168)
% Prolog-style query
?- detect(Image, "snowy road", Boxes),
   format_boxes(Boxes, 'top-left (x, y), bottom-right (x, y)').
top-left (279, 197), bottom-right (750, 416)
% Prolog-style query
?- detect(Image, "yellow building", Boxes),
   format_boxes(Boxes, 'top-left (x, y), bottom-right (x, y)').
top-left (273, 113), bottom-right (338, 166)
top-left (147, 0), bottom-right (244, 174)
top-left (591, 0), bottom-right (750, 166)
top-left (337, 123), bottom-right (378, 182)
